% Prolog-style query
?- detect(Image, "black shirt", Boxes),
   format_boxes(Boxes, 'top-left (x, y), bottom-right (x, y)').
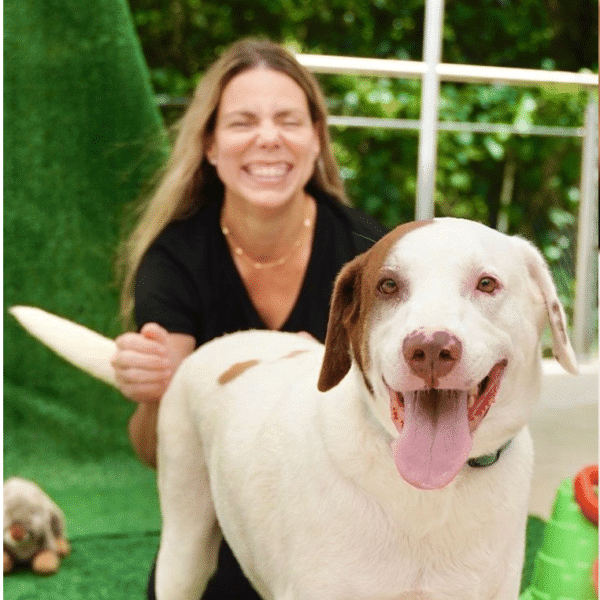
top-left (135, 191), bottom-right (387, 344)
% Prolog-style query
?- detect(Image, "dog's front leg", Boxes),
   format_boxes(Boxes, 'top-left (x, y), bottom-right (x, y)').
top-left (155, 369), bottom-right (222, 600)
top-left (487, 517), bottom-right (528, 600)
top-left (491, 552), bottom-right (525, 600)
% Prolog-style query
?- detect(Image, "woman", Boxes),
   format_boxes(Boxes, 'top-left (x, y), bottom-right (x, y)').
top-left (112, 38), bottom-right (387, 599)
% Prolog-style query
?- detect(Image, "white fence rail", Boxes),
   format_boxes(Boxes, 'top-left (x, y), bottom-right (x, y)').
top-left (297, 51), bottom-right (598, 89)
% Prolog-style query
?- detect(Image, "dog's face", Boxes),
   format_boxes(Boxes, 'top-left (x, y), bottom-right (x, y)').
top-left (319, 218), bottom-right (577, 490)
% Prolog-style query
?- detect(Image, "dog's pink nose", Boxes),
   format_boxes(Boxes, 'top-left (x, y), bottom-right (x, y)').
top-left (403, 330), bottom-right (462, 387)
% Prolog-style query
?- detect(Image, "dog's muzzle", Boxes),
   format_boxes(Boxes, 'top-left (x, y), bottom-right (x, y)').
top-left (386, 360), bottom-right (507, 490)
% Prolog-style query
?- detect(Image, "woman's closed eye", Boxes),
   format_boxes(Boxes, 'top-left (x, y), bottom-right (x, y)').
top-left (228, 120), bottom-right (253, 129)
top-left (273, 108), bottom-right (309, 126)
top-left (280, 117), bottom-right (303, 127)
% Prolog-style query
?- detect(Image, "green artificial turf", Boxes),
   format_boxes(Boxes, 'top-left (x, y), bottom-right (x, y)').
top-left (4, 534), bottom-right (160, 600)
top-left (4, 0), bottom-right (168, 354)
top-left (3, 0), bottom-right (545, 597)
top-left (3, 524), bottom-right (546, 599)
top-left (4, 0), bottom-right (166, 597)
top-left (4, 381), bottom-right (161, 600)
top-left (2, 381), bottom-right (546, 597)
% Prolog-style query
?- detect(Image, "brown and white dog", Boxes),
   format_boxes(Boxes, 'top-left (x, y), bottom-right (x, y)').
top-left (10, 218), bottom-right (578, 600)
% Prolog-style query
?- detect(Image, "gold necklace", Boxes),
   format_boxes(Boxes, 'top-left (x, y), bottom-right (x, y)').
top-left (221, 205), bottom-right (312, 270)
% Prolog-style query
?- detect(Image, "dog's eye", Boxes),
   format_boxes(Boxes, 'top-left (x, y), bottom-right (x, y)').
top-left (377, 278), bottom-right (398, 296)
top-left (477, 276), bottom-right (499, 294)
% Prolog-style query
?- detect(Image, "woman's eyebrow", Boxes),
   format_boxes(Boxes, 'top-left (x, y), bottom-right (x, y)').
top-left (275, 109), bottom-right (306, 118)
top-left (222, 110), bottom-right (256, 120)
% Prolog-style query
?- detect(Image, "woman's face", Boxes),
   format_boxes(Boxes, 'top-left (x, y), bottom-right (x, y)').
top-left (207, 67), bottom-right (321, 212)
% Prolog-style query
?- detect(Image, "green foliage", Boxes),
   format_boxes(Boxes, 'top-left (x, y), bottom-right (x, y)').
top-left (130, 0), bottom-right (597, 91)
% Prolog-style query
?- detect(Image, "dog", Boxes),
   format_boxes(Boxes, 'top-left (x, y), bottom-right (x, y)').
top-left (10, 218), bottom-right (578, 600)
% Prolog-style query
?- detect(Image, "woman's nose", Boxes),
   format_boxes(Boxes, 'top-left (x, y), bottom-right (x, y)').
top-left (256, 121), bottom-right (280, 145)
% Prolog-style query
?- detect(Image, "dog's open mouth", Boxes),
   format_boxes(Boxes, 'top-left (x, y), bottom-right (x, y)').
top-left (386, 360), bottom-right (507, 490)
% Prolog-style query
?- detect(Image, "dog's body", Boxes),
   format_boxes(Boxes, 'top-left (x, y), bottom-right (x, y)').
top-left (157, 332), bottom-right (534, 600)
top-left (11, 218), bottom-right (578, 600)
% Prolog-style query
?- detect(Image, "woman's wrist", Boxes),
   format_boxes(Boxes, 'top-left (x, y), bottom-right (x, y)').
top-left (128, 402), bottom-right (159, 468)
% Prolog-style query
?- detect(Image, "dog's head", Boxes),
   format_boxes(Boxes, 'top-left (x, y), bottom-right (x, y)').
top-left (318, 218), bottom-right (577, 490)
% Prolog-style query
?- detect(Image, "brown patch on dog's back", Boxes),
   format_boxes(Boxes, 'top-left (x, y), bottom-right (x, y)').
top-left (218, 360), bottom-right (261, 385)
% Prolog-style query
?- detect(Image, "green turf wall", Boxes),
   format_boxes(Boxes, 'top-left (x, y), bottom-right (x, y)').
top-left (4, 5), bottom-right (168, 587)
top-left (4, 0), bottom-right (168, 455)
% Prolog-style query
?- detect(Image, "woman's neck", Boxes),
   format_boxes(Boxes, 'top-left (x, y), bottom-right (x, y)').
top-left (220, 193), bottom-right (315, 264)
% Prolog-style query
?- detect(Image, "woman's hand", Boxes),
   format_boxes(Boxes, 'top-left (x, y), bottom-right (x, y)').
top-left (111, 323), bottom-right (174, 403)
top-left (111, 324), bottom-right (196, 403)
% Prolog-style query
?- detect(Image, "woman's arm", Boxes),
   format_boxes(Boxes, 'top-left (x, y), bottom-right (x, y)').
top-left (112, 324), bottom-right (196, 468)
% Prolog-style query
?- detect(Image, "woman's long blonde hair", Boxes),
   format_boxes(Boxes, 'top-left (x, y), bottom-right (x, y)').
top-left (117, 37), bottom-right (348, 328)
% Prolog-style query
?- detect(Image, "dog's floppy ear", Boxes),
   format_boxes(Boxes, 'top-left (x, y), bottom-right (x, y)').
top-left (516, 238), bottom-right (579, 374)
top-left (318, 256), bottom-right (365, 392)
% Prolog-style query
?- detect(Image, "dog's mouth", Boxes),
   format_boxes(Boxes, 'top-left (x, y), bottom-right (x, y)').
top-left (386, 360), bottom-right (507, 490)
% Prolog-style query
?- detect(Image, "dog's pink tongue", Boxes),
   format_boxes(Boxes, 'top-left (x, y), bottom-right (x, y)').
top-left (392, 390), bottom-right (472, 490)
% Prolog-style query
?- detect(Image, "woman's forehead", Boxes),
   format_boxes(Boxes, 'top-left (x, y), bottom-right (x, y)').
top-left (218, 67), bottom-right (310, 116)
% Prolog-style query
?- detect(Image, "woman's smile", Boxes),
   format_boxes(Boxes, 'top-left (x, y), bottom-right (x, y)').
top-left (242, 161), bottom-right (293, 182)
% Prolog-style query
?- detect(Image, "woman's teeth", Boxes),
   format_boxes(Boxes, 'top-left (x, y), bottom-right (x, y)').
top-left (245, 163), bottom-right (290, 178)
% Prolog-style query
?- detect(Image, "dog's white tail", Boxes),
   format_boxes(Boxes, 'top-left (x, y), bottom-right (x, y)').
top-left (9, 306), bottom-right (118, 387)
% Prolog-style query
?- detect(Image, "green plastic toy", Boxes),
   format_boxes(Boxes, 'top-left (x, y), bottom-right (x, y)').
top-left (520, 465), bottom-right (598, 600)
